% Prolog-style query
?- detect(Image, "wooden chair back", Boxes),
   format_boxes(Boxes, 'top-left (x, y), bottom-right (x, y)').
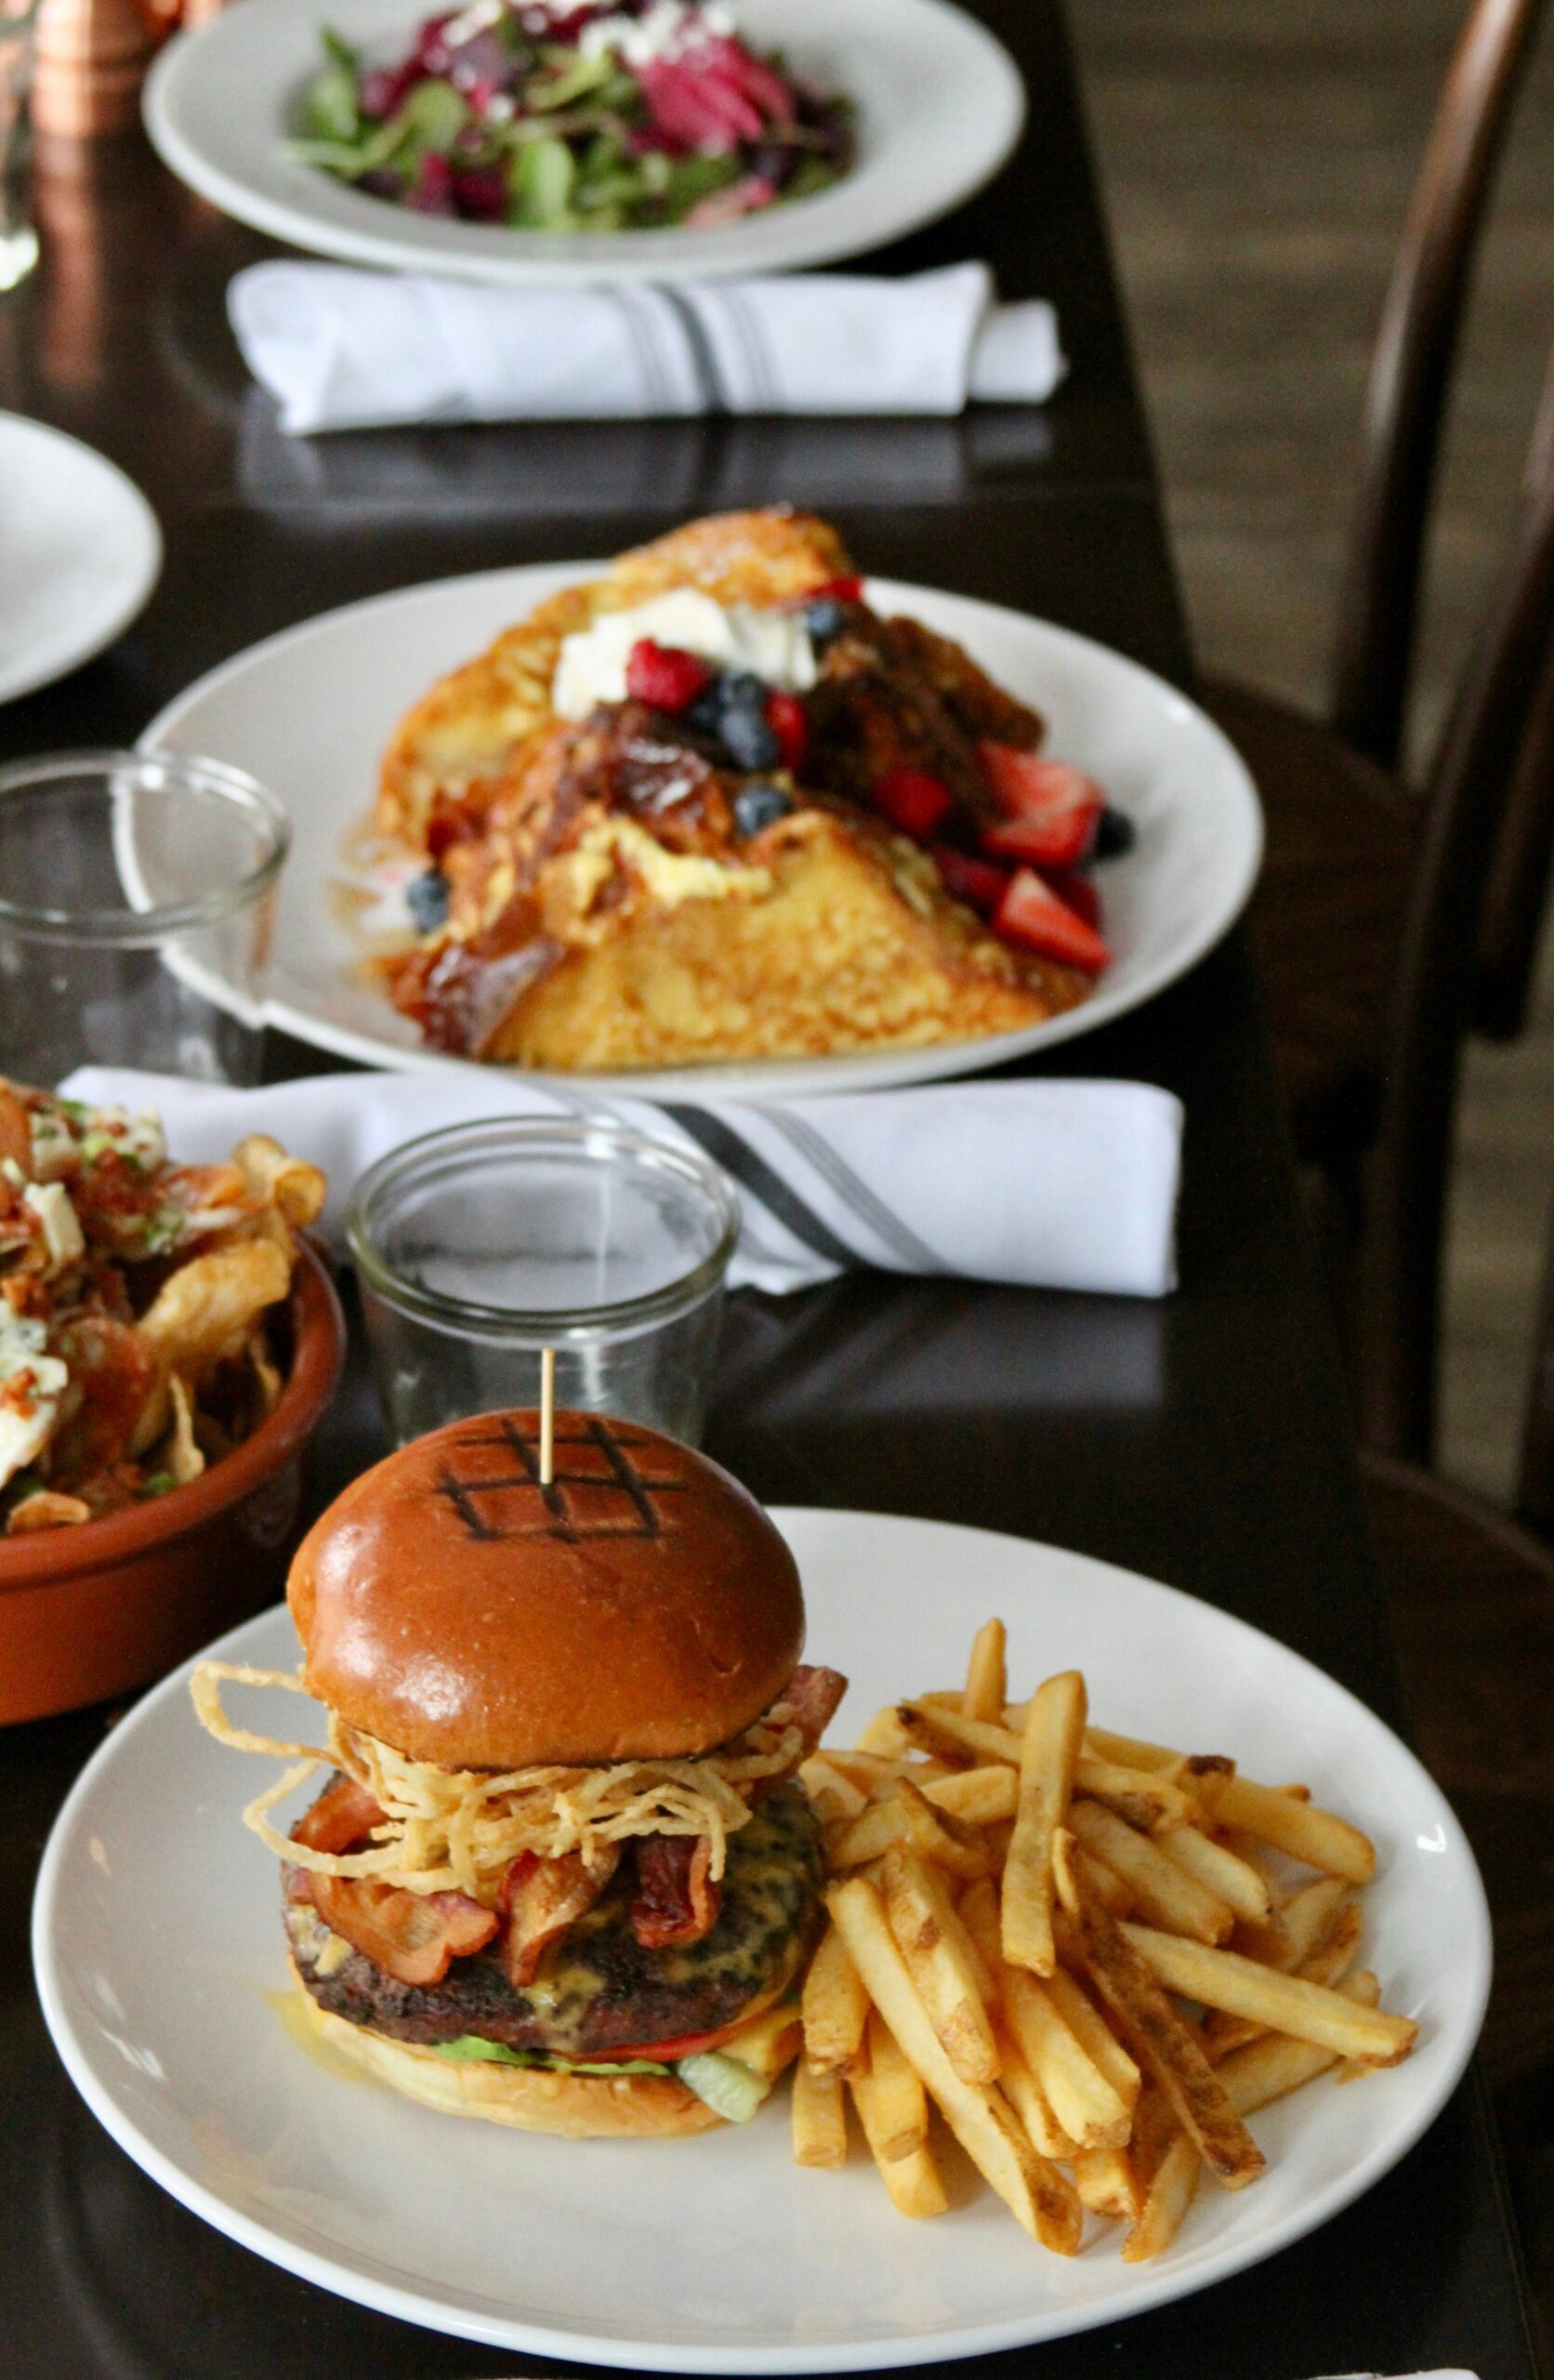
top-left (1518, 1189), bottom-right (1554, 1536)
top-left (1329, 0), bottom-right (1546, 772)
top-left (1473, 390), bottom-right (1554, 1037)
top-left (1358, 338), bottom-right (1554, 1461)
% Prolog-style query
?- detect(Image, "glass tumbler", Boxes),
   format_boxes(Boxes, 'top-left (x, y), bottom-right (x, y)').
top-left (0, 0), bottom-right (36, 292)
top-left (0, 748), bottom-right (290, 1087)
top-left (346, 1117), bottom-right (742, 1448)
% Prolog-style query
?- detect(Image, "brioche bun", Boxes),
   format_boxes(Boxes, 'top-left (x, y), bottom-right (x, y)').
top-left (291, 1983), bottom-right (725, 2137)
top-left (286, 1409), bottom-right (804, 1768)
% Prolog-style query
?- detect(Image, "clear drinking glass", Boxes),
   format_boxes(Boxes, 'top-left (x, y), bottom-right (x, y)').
top-left (0, 748), bottom-right (291, 1085)
top-left (346, 1117), bottom-right (742, 1448)
top-left (0, 0), bottom-right (37, 292)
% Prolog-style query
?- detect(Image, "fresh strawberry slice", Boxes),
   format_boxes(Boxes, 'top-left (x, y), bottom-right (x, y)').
top-left (980, 803), bottom-right (1100, 870)
top-left (871, 767), bottom-right (955, 838)
top-left (1043, 867), bottom-right (1101, 928)
top-left (807, 574), bottom-right (863, 604)
top-left (765, 689), bottom-right (809, 770)
top-left (979, 743), bottom-right (1108, 823)
top-left (995, 867), bottom-right (1112, 972)
top-left (626, 639), bottom-right (714, 713)
top-left (928, 843), bottom-right (1010, 914)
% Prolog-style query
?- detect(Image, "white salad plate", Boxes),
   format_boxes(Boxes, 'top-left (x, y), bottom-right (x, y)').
top-left (142, 0), bottom-right (1024, 285)
top-left (0, 415), bottom-right (162, 706)
top-left (140, 564), bottom-right (1263, 1098)
top-left (35, 1509), bottom-right (1486, 2373)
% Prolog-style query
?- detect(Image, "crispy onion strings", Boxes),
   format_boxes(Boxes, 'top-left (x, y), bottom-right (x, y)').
top-left (191, 1660), bottom-right (803, 1903)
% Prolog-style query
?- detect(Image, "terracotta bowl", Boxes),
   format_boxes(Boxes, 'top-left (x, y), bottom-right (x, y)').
top-left (0, 1237), bottom-right (345, 1726)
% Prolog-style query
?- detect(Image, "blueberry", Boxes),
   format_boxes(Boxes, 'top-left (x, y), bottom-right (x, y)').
top-left (732, 782), bottom-right (793, 838)
top-left (406, 867), bottom-right (451, 932)
top-left (1093, 806), bottom-right (1136, 861)
top-left (684, 684), bottom-right (725, 736)
top-left (719, 708), bottom-right (780, 772)
top-left (717, 670), bottom-right (767, 712)
top-left (804, 595), bottom-right (846, 647)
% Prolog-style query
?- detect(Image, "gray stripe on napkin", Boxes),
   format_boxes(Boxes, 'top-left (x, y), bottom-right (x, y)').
top-left (609, 287), bottom-right (678, 414)
top-left (660, 285), bottom-right (730, 413)
top-left (710, 284), bottom-right (780, 410)
top-left (662, 1105), bottom-right (857, 1269)
top-left (757, 1107), bottom-right (947, 1274)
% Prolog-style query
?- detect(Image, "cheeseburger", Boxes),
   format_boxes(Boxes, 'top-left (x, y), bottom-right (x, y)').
top-left (193, 1408), bottom-right (846, 2137)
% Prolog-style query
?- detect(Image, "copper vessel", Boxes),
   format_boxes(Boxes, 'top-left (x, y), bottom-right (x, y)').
top-left (32, 0), bottom-right (152, 137)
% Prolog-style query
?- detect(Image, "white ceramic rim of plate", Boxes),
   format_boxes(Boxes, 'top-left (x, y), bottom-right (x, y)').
top-left (138, 567), bottom-right (1264, 1095)
top-left (33, 1511), bottom-right (1489, 2373)
top-left (0, 415), bottom-right (163, 706)
top-left (140, 0), bottom-right (1025, 285)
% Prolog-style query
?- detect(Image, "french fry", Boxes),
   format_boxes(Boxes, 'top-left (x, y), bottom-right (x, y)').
top-left (848, 2087), bottom-right (950, 2220)
top-left (802, 1924), bottom-right (871, 2077)
top-left (1122, 2131), bottom-right (1199, 2262)
top-left (1073, 2143), bottom-right (1140, 2219)
top-left (896, 1778), bottom-right (996, 1881)
top-left (1242, 1874), bottom-right (1350, 1972)
top-left (882, 1844), bottom-right (1001, 2085)
top-left (1001, 1968), bottom-right (1131, 2149)
top-left (1205, 1900), bottom-right (1363, 2060)
top-left (1003, 1671), bottom-right (1087, 1977)
top-left (963, 1619), bottom-right (1007, 1725)
top-left (1069, 1799), bottom-right (1234, 1944)
top-left (856, 1706), bottom-right (919, 1759)
top-left (1219, 1972), bottom-right (1381, 2114)
top-left (1074, 1754), bottom-right (1194, 1835)
top-left (799, 1754), bottom-right (868, 1828)
top-left (1064, 1884), bottom-right (1266, 2189)
top-left (957, 1875), bottom-right (1005, 2000)
top-left (792, 2060), bottom-right (849, 2168)
top-left (901, 1701), bottom-right (1022, 1766)
top-left (853, 2008), bottom-right (929, 2162)
top-left (1155, 1826), bottom-right (1273, 1925)
top-left (1045, 1965), bottom-right (1141, 2111)
top-left (1211, 1775), bottom-right (1376, 1884)
top-left (996, 2026), bottom-right (1079, 2160)
top-left (827, 1879), bottom-right (1083, 2251)
top-left (1119, 1923), bottom-right (1417, 2065)
top-left (829, 1768), bottom-right (1019, 1869)
top-left (1084, 1726), bottom-right (1223, 1778)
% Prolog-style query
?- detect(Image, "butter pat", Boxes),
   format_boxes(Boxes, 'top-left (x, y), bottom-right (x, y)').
top-left (553, 589), bottom-right (815, 721)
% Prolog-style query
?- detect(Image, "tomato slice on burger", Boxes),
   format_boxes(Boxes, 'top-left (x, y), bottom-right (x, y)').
top-left (600, 2016), bottom-right (754, 2065)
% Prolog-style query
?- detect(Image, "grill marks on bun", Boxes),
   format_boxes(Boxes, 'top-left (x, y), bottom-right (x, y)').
top-left (286, 1411), bottom-right (806, 1772)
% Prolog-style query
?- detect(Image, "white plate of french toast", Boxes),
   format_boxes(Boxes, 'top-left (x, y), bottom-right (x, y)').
top-left (140, 508), bottom-right (1262, 1095)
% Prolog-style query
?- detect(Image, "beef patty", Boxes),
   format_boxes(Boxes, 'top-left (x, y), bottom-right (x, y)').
top-left (285, 1780), bottom-right (824, 2061)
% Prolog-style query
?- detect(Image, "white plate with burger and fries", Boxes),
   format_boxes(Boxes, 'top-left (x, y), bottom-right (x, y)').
top-left (33, 1500), bottom-right (1488, 2373)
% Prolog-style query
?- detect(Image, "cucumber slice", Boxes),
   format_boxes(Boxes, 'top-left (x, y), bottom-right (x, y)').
top-left (675, 2051), bottom-right (772, 2124)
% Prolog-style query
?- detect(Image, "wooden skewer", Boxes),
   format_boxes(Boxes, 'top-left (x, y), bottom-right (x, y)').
top-left (539, 1347), bottom-right (556, 1486)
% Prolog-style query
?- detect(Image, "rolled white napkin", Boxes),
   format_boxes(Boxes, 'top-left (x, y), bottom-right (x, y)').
top-left (228, 258), bottom-right (1066, 436)
top-left (61, 1069), bottom-right (1181, 1299)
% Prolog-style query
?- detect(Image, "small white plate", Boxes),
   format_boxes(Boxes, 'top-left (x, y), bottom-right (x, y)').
top-left (34, 1510), bottom-right (1487, 2373)
top-left (0, 415), bottom-right (162, 705)
top-left (140, 566), bottom-right (1263, 1097)
top-left (142, 0), bottom-right (1023, 285)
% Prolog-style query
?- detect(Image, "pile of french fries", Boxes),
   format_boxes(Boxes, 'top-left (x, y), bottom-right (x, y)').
top-left (792, 1620), bottom-right (1418, 2260)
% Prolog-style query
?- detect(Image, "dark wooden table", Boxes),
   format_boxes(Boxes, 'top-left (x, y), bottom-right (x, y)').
top-left (0, 6), bottom-right (1543, 2375)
